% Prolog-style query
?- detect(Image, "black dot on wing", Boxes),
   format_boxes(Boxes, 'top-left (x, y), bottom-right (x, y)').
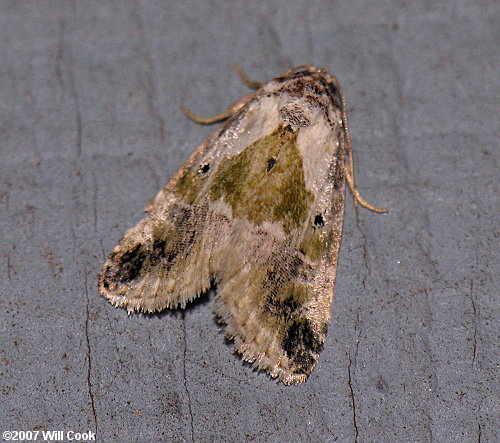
top-left (267, 157), bottom-right (277, 172)
top-left (198, 163), bottom-right (210, 174)
top-left (314, 214), bottom-right (324, 227)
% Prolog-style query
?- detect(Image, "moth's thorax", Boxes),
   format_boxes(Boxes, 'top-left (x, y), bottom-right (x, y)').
top-left (252, 73), bottom-right (343, 189)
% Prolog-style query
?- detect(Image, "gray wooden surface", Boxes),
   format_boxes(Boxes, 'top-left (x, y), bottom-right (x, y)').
top-left (1, 1), bottom-right (498, 442)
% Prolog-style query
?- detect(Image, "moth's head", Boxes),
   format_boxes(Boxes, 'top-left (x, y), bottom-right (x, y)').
top-left (277, 70), bottom-right (338, 129)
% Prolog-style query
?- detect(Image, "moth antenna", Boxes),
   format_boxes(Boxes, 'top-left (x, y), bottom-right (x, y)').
top-left (329, 76), bottom-right (388, 214)
top-left (182, 87), bottom-right (258, 126)
top-left (234, 65), bottom-right (264, 89)
top-left (283, 65), bottom-right (318, 75)
top-left (180, 105), bottom-right (232, 125)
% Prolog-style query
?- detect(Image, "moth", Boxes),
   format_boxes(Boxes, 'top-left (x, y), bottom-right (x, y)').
top-left (99, 65), bottom-right (386, 385)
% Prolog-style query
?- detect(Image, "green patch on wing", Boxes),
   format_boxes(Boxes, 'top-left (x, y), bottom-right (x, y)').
top-left (299, 228), bottom-right (329, 262)
top-left (174, 167), bottom-right (203, 204)
top-left (210, 125), bottom-right (314, 233)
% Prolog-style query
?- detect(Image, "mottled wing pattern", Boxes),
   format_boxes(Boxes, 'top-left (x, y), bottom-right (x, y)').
top-left (99, 69), bottom-right (346, 384)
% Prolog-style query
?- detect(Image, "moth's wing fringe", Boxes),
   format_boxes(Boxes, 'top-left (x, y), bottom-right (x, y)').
top-left (102, 284), bottom-right (212, 314)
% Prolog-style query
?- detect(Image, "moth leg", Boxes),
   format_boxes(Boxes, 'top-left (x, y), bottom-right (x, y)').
top-left (234, 65), bottom-right (264, 89)
top-left (328, 75), bottom-right (388, 214)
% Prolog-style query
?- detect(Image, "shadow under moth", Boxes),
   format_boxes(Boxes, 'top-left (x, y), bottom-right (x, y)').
top-left (99, 65), bottom-right (387, 385)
